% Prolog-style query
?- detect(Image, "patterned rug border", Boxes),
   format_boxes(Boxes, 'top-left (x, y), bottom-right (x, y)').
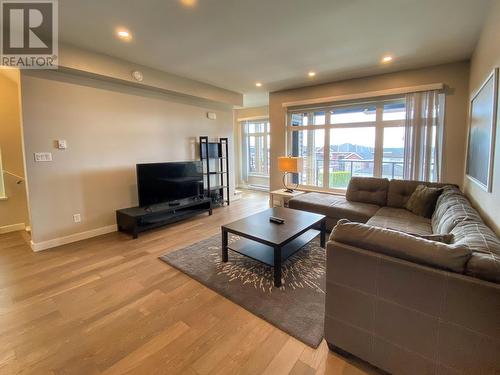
top-left (159, 234), bottom-right (325, 348)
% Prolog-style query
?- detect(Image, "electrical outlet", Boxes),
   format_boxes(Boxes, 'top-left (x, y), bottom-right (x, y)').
top-left (73, 214), bottom-right (81, 223)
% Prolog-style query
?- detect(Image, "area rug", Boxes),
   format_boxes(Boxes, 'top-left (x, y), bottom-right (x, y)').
top-left (159, 233), bottom-right (325, 348)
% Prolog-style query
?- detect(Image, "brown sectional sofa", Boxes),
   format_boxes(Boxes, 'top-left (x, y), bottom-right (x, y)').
top-left (288, 177), bottom-right (500, 375)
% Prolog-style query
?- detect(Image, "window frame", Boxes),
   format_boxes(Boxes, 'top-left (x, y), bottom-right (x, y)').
top-left (286, 98), bottom-right (406, 193)
top-left (242, 118), bottom-right (270, 178)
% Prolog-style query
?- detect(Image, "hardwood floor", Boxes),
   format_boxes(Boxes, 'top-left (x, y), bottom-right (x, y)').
top-left (0, 191), bottom-right (376, 375)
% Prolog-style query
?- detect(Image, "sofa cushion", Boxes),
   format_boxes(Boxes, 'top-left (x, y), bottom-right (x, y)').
top-left (411, 233), bottom-right (454, 244)
top-left (451, 221), bottom-right (500, 284)
top-left (288, 192), bottom-right (338, 217)
top-left (387, 179), bottom-right (453, 208)
top-left (432, 186), bottom-right (482, 234)
top-left (288, 192), bottom-right (379, 224)
top-left (404, 185), bottom-right (443, 218)
top-left (367, 207), bottom-right (432, 236)
top-left (331, 219), bottom-right (472, 273)
top-left (346, 177), bottom-right (389, 206)
top-left (327, 198), bottom-right (380, 223)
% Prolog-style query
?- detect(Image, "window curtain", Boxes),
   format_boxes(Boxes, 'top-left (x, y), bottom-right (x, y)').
top-left (403, 90), bottom-right (443, 182)
top-left (240, 121), bottom-right (249, 184)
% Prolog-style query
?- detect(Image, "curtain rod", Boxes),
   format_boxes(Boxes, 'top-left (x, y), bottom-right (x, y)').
top-left (281, 83), bottom-right (444, 108)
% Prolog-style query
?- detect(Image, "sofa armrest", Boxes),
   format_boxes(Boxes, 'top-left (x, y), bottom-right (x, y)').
top-left (330, 219), bottom-right (471, 273)
top-left (325, 240), bottom-right (500, 374)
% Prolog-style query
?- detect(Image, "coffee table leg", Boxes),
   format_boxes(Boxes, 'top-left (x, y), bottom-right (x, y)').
top-left (274, 246), bottom-right (282, 287)
top-left (222, 228), bottom-right (228, 262)
top-left (320, 219), bottom-right (326, 248)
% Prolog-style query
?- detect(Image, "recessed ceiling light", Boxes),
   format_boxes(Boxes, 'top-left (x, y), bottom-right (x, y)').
top-left (255, 82), bottom-right (262, 87)
top-left (180, 0), bottom-right (197, 7)
top-left (382, 55), bottom-right (393, 63)
top-left (308, 71), bottom-right (316, 77)
top-left (116, 29), bottom-right (132, 41)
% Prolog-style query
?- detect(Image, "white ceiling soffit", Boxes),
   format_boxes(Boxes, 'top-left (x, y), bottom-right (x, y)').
top-left (58, 0), bottom-right (490, 107)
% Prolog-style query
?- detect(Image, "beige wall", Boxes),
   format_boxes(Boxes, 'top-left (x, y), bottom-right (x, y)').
top-left (60, 44), bottom-right (243, 107)
top-left (464, 0), bottom-right (500, 236)
top-left (233, 106), bottom-right (269, 188)
top-left (269, 61), bottom-right (470, 191)
top-left (0, 69), bottom-right (30, 230)
top-left (21, 70), bottom-right (235, 245)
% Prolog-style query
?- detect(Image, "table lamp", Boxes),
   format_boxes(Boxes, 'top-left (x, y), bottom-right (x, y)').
top-left (278, 156), bottom-right (303, 193)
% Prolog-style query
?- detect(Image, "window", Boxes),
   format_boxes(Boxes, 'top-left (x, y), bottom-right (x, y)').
top-left (287, 96), bottom-right (443, 191)
top-left (291, 129), bottom-right (324, 187)
top-left (329, 126), bottom-right (375, 188)
top-left (382, 101), bottom-right (406, 180)
top-left (241, 119), bottom-right (270, 188)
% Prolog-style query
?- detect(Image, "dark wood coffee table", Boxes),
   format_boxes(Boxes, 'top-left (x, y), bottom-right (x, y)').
top-left (221, 207), bottom-right (326, 287)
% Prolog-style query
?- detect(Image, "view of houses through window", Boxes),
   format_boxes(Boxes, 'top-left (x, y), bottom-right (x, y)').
top-left (288, 98), bottom-right (411, 190)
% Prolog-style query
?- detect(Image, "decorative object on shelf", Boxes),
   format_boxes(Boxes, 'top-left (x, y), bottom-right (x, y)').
top-left (199, 136), bottom-right (230, 206)
top-left (466, 67), bottom-right (498, 192)
top-left (278, 156), bottom-right (303, 193)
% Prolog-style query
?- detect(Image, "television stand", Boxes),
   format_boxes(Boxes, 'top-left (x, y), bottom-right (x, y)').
top-left (116, 197), bottom-right (212, 239)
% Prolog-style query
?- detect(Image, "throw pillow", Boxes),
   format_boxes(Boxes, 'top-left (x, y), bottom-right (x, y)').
top-left (405, 185), bottom-right (443, 218)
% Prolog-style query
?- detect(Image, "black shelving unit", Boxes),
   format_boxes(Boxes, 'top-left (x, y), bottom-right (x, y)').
top-left (199, 136), bottom-right (230, 206)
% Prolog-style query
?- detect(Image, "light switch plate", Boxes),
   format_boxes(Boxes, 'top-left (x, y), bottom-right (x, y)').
top-left (34, 152), bottom-right (52, 162)
top-left (56, 140), bottom-right (67, 149)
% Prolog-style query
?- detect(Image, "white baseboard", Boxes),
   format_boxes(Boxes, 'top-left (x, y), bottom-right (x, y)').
top-left (31, 224), bottom-right (118, 252)
top-left (0, 223), bottom-right (26, 234)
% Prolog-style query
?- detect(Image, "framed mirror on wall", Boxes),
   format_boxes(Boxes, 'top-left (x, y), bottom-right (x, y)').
top-left (466, 68), bottom-right (498, 192)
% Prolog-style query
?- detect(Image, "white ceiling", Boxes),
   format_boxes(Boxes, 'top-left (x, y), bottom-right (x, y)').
top-left (59, 0), bottom-right (491, 107)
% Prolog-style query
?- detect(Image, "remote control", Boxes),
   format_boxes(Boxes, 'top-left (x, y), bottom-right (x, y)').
top-left (269, 216), bottom-right (285, 224)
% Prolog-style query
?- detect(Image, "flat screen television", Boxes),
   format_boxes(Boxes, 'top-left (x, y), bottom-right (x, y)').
top-left (136, 161), bottom-right (203, 206)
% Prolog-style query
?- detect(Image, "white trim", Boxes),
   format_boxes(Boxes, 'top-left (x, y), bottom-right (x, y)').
top-left (248, 173), bottom-right (270, 179)
top-left (0, 196), bottom-right (8, 201)
top-left (246, 184), bottom-right (269, 192)
top-left (31, 224), bottom-right (117, 252)
top-left (281, 83), bottom-right (444, 108)
top-left (0, 223), bottom-right (25, 234)
top-left (237, 115), bottom-right (269, 122)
